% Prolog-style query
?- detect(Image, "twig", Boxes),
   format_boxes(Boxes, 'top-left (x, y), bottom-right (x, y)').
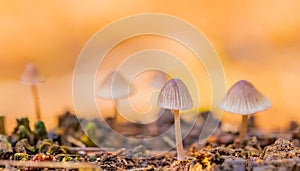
top-left (111, 148), bottom-right (125, 156)
top-left (162, 136), bottom-right (176, 147)
top-left (0, 160), bottom-right (99, 169)
top-left (66, 136), bottom-right (86, 147)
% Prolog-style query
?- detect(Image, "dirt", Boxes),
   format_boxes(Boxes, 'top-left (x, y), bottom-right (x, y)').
top-left (0, 111), bottom-right (300, 170)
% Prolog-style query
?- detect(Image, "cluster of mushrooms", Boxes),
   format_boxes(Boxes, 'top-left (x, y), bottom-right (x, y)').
top-left (19, 63), bottom-right (272, 162)
top-left (158, 78), bottom-right (271, 161)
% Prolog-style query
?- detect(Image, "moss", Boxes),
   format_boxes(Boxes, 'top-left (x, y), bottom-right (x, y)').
top-left (36, 139), bottom-right (66, 155)
top-left (15, 139), bottom-right (35, 154)
top-left (34, 121), bottom-right (48, 141)
top-left (13, 153), bottom-right (29, 161)
top-left (62, 156), bottom-right (73, 162)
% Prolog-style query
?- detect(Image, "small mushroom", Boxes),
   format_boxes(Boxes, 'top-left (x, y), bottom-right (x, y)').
top-left (151, 71), bottom-right (169, 89)
top-left (20, 63), bottom-right (44, 121)
top-left (218, 80), bottom-right (271, 140)
top-left (158, 78), bottom-right (193, 160)
top-left (97, 71), bottom-right (133, 129)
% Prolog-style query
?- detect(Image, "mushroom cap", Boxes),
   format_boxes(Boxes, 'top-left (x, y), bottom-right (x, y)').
top-left (158, 78), bottom-right (193, 110)
top-left (218, 80), bottom-right (271, 115)
top-left (20, 63), bottom-right (43, 85)
top-left (97, 71), bottom-right (133, 99)
top-left (151, 71), bottom-right (169, 89)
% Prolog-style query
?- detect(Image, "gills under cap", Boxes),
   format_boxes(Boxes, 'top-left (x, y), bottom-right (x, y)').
top-left (97, 71), bottom-right (133, 99)
top-left (20, 63), bottom-right (43, 85)
top-left (158, 78), bottom-right (193, 110)
top-left (218, 80), bottom-right (271, 115)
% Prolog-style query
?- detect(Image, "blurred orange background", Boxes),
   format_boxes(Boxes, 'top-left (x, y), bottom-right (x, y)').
top-left (1, 1), bottom-right (300, 133)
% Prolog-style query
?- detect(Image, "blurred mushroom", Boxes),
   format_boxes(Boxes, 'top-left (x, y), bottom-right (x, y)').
top-left (97, 71), bottom-right (133, 129)
top-left (158, 78), bottom-right (193, 160)
top-left (218, 80), bottom-right (271, 140)
top-left (151, 71), bottom-right (169, 89)
top-left (20, 63), bottom-right (44, 121)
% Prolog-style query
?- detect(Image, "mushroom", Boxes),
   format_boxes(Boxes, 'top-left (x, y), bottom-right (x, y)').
top-left (20, 63), bottom-right (44, 121)
top-left (218, 80), bottom-right (271, 140)
top-left (150, 71), bottom-right (169, 89)
top-left (97, 71), bottom-right (133, 129)
top-left (158, 78), bottom-right (193, 160)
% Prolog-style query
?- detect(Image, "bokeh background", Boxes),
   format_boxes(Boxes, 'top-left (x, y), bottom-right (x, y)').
top-left (1, 1), bottom-right (300, 133)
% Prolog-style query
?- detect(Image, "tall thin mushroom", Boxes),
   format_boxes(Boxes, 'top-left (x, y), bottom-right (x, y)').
top-left (218, 80), bottom-right (271, 140)
top-left (20, 63), bottom-right (44, 121)
top-left (97, 71), bottom-right (133, 129)
top-left (158, 78), bottom-right (193, 160)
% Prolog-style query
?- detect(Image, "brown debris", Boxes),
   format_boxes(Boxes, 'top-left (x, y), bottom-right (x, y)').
top-left (261, 138), bottom-right (300, 161)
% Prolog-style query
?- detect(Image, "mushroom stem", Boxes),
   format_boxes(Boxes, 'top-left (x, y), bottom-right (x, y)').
top-left (240, 115), bottom-right (248, 140)
top-left (113, 99), bottom-right (119, 120)
top-left (112, 99), bottom-right (119, 131)
top-left (173, 109), bottom-right (185, 160)
top-left (31, 85), bottom-right (41, 121)
top-left (0, 116), bottom-right (6, 135)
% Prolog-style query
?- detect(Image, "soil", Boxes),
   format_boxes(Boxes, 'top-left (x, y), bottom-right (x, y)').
top-left (0, 111), bottom-right (300, 170)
